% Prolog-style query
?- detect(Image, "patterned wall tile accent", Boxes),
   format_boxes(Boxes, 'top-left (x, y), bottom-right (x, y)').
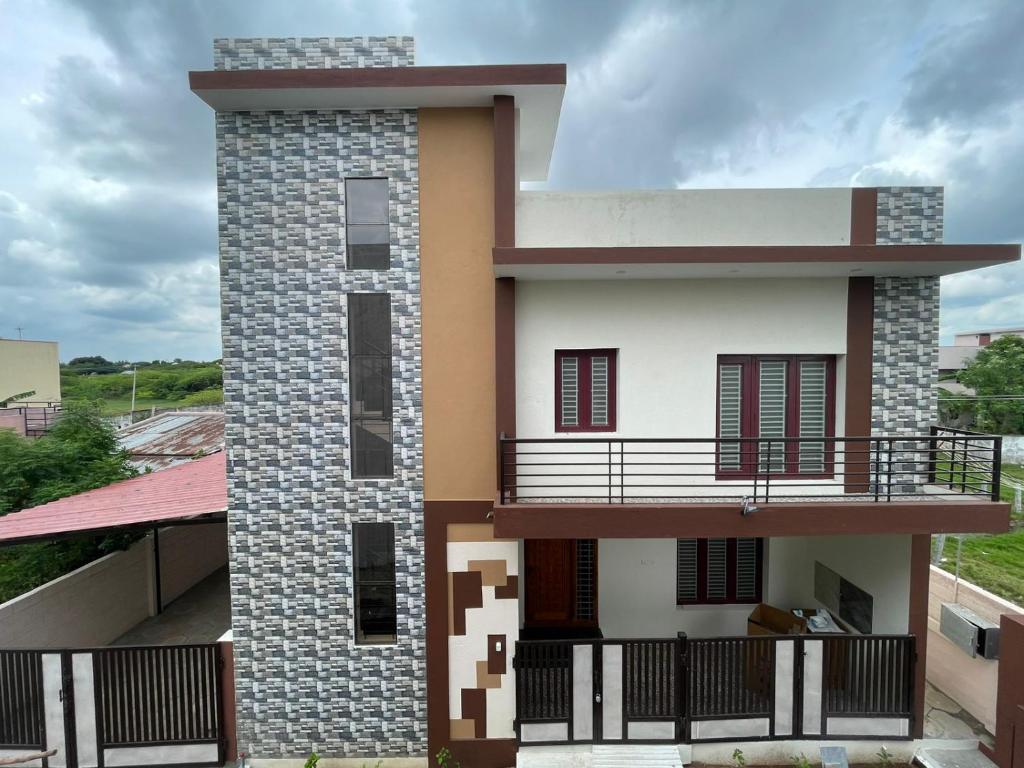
top-left (876, 186), bottom-right (943, 245)
top-left (217, 106), bottom-right (424, 757)
top-left (871, 187), bottom-right (941, 459)
top-left (446, 525), bottom-right (519, 741)
top-left (214, 36), bottom-right (414, 70)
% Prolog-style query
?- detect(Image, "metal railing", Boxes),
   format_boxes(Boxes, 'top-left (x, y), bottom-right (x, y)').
top-left (0, 403), bottom-right (62, 437)
top-left (499, 432), bottom-right (1002, 504)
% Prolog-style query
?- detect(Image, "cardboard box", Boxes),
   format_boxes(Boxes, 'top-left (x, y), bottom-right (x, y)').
top-left (748, 603), bottom-right (807, 636)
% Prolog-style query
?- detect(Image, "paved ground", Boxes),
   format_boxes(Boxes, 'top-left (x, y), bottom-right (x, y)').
top-left (923, 682), bottom-right (995, 747)
top-left (112, 566), bottom-right (230, 646)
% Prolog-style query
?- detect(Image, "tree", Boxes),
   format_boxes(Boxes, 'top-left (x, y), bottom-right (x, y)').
top-left (0, 401), bottom-right (136, 514)
top-left (0, 402), bottom-right (138, 602)
top-left (959, 335), bottom-right (1024, 434)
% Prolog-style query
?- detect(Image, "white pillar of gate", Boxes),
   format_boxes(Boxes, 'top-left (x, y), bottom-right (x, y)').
top-left (602, 645), bottom-right (623, 740)
top-left (573, 645), bottom-right (593, 741)
top-left (73, 653), bottom-right (99, 768)
top-left (802, 638), bottom-right (824, 736)
top-left (773, 638), bottom-right (796, 738)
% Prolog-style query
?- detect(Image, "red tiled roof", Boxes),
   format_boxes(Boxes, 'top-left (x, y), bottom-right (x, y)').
top-left (0, 452), bottom-right (227, 545)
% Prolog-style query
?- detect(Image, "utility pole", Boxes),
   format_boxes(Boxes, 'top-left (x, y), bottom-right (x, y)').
top-left (14, 326), bottom-right (23, 340)
top-left (130, 366), bottom-right (137, 416)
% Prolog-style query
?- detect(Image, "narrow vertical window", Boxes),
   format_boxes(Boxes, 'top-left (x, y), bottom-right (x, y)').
top-left (735, 538), bottom-right (760, 601)
top-left (575, 539), bottom-right (596, 622)
top-left (348, 293), bottom-right (393, 478)
top-left (758, 359), bottom-right (788, 473)
top-left (354, 522), bottom-right (397, 644)
top-left (706, 538), bottom-right (728, 601)
top-left (560, 356), bottom-right (579, 427)
top-left (345, 178), bottom-right (390, 269)
top-left (798, 360), bottom-right (828, 473)
top-left (718, 363), bottom-right (743, 471)
top-left (555, 349), bottom-right (617, 431)
top-left (676, 539), bottom-right (699, 603)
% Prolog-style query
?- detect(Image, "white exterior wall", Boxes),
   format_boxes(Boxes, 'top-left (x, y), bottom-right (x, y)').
top-left (598, 535), bottom-right (911, 639)
top-left (516, 278), bottom-right (848, 440)
top-left (0, 523), bottom-right (227, 648)
top-left (516, 189), bottom-right (853, 248)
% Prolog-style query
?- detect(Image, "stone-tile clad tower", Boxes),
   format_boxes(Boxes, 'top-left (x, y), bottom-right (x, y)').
top-left (214, 37), bottom-right (425, 758)
top-left (871, 187), bottom-right (944, 434)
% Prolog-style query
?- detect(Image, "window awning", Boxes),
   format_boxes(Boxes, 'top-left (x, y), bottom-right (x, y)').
top-left (0, 451), bottom-right (228, 546)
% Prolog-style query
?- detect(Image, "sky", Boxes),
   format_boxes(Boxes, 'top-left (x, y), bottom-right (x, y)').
top-left (0, 0), bottom-right (1022, 362)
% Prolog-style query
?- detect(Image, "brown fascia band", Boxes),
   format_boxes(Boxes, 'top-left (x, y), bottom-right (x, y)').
top-left (189, 63), bottom-right (567, 92)
top-left (492, 243), bottom-right (1021, 266)
top-left (492, 500), bottom-right (1011, 539)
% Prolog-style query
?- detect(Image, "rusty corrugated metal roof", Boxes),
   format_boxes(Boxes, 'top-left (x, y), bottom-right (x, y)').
top-left (118, 411), bottom-right (225, 471)
top-left (0, 452), bottom-right (227, 545)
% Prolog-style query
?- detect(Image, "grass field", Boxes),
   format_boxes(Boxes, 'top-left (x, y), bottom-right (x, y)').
top-left (935, 463), bottom-right (1024, 605)
top-left (96, 397), bottom-right (187, 416)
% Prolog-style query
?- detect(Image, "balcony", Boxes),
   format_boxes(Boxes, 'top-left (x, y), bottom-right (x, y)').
top-left (494, 428), bottom-right (1009, 539)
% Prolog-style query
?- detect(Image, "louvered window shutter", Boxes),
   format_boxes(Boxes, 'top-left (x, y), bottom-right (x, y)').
top-left (676, 539), bottom-right (698, 603)
top-left (735, 538), bottom-right (760, 601)
top-left (591, 355), bottom-right (610, 427)
top-left (798, 360), bottom-right (828, 473)
top-left (706, 538), bottom-right (728, 600)
top-left (718, 363), bottom-right (744, 471)
top-left (758, 360), bottom-right (788, 473)
top-left (560, 356), bottom-right (579, 427)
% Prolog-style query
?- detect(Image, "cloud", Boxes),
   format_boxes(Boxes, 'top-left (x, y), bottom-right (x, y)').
top-left (0, 0), bottom-right (1022, 358)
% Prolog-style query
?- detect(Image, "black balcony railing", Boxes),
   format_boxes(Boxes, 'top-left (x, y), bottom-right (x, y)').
top-left (499, 429), bottom-right (1002, 504)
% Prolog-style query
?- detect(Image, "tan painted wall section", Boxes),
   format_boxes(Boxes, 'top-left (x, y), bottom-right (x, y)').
top-left (419, 108), bottom-right (496, 500)
top-left (0, 339), bottom-right (61, 403)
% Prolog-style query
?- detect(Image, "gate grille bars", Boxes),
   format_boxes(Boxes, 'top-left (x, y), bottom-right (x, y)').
top-left (513, 634), bottom-right (916, 744)
top-left (0, 650), bottom-right (45, 749)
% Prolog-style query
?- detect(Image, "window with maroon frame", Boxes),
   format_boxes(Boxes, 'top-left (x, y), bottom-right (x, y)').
top-left (555, 349), bottom-right (617, 432)
top-left (676, 538), bottom-right (764, 605)
top-left (717, 355), bottom-right (836, 477)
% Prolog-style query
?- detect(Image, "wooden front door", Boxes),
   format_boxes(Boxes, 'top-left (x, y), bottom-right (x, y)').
top-left (524, 539), bottom-right (597, 627)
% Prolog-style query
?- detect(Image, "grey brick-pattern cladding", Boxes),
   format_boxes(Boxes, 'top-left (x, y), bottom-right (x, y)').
top-left (871, 187), bottom-right (942, 441)
top-left (217, 106), bottom-right (425, 757)
top-left (876, 186), bottom-right (943, 245)
top-left (214, 36), bottom-right (414, 70)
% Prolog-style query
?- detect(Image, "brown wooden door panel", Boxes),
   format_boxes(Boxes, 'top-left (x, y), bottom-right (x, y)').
top-left (524, 539), bottom-right (576, 624)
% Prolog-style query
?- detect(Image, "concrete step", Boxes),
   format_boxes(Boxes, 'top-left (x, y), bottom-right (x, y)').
top-left (592, 744), bottom-right (684, 768)
top-left (916, 746), bottom-right (996, 768)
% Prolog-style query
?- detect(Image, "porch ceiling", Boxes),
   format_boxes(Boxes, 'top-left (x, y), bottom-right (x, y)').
top-left (492, 498), bottom-right (1011, 539)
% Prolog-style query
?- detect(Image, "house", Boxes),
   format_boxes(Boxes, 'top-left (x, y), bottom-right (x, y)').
top-left (188, 37), bottom-right (1019, 767)
top-left (939, 327), bottom-right (1024, 373)
top-left (0, 338), bottom-right (61, 436)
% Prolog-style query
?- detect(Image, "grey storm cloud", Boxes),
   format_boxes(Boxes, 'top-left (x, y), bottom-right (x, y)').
top-left (0, 0), bottom-right (1022, 361)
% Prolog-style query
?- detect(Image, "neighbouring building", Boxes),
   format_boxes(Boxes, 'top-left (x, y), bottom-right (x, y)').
top-left (939, 327), bottom-right (1024, 373)
top-left (0, 338), bottom-right (62, 436)
top-left (0, 338), bottom-right (60, 404)
top-left (188, 36), bottom-right (1020, 767)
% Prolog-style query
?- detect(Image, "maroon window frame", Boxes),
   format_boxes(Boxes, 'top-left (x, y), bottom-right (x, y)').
top-left (555, 349), bottom-right (617, 432)
top-left (676, 537), bottom-right (764, 606)
top-left (716, 354), bottom-right (837, 480)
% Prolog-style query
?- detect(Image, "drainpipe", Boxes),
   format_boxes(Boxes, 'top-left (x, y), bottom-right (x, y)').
top-left (153, 527), bottom-right (163, 615)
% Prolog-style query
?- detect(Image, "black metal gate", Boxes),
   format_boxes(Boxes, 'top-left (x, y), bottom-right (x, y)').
top-left (514, 637), bottom-right (682, 745)
top-left (0, 645), bottom-right (225, 768)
